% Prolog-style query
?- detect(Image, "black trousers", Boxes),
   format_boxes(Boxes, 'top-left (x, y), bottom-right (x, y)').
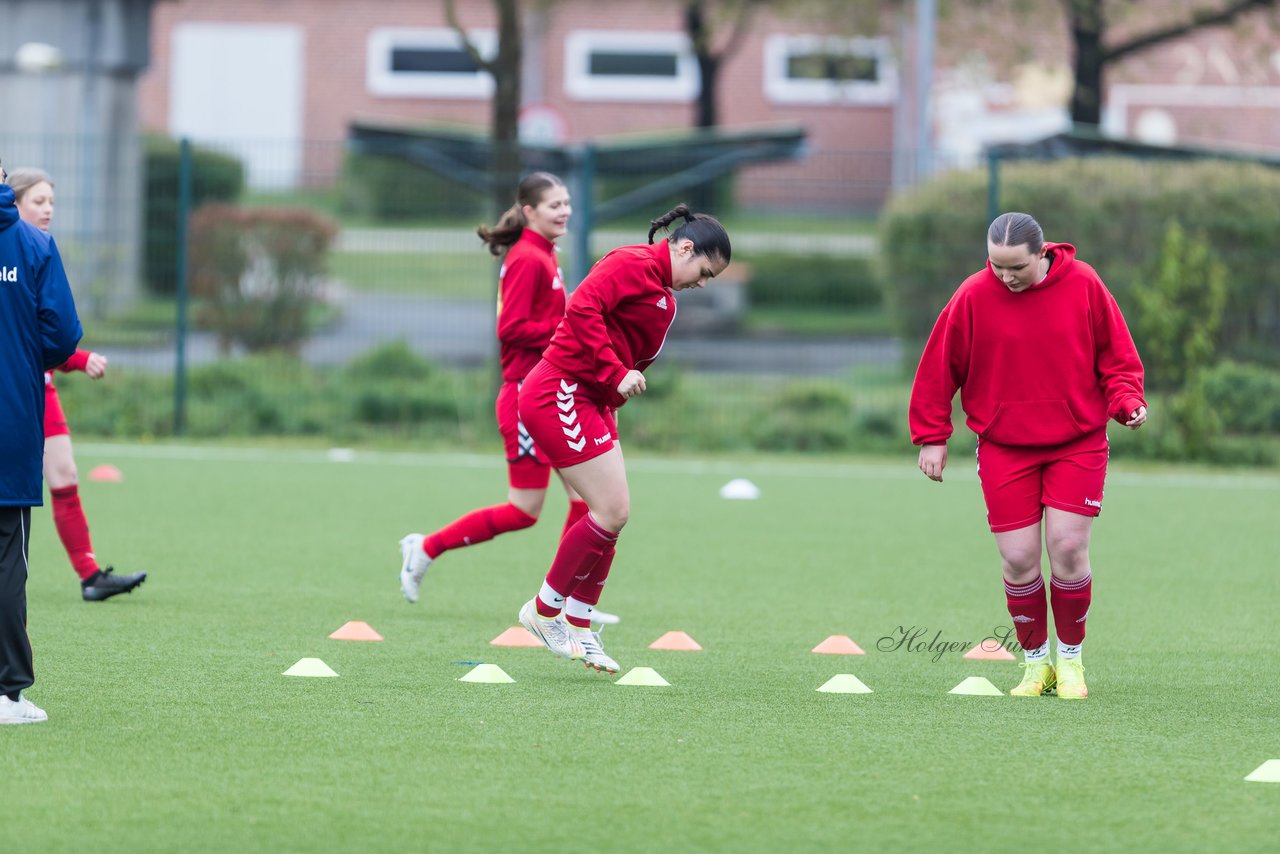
top-left (0, 506), bottom-right (34, 699)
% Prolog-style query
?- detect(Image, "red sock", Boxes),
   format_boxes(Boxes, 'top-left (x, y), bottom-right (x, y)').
top-left (565, 542), bottom-right (616, 627)
top-left (50, 485), bottom-right (98, 580)
top-left (542, 514), bottom-right (617, 611)
top-left (561, 500), bottom-right (589, 540)
top-left (423, 503), bottom-right (536, 559)
top-left (1004, 576), bottom-right (1048, 653)
top-left (1050, 573), bottom-right (1092, 645)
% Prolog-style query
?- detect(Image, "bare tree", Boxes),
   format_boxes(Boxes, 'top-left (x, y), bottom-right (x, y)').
top-left (444, 0), bottom-right (523, 217)
top-left (1065, 0), bottom-right (1278, 126)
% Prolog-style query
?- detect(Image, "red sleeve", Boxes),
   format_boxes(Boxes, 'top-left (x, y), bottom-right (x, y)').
top-left (560, 275), bottom-right (630, 396)
top-left (908, 297), bottom-right (970, 446)
top-left (497, 255), bottom-right (560, 349)
top-left (56, 349), bottom-right (91, 373)
top-left (1091, 281), bottom-right (1147, 422)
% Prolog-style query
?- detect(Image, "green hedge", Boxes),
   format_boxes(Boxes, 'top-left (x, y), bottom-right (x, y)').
top-left (879, 157), bottom-right (1280, 361)
top-left (339, 152), bottom-right (486, 221)
top-left (747, 252), bottom-right (880, 310)
top-left (143, 136), bottom-right (245, 296)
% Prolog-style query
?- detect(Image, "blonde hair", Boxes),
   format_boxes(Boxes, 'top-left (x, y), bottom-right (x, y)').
top-left (7, 167), bottom-right (54, 202)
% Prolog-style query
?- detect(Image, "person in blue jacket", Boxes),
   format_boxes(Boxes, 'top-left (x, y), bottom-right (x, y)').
top-left (0, 157), bottom-right (83, 725)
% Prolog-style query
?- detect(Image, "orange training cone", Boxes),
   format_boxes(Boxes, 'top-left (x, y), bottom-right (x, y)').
top-left (649, 630), bottom-right (703, 651)
top-left (963, 642), bottom-right (1016, 661)
top-left (88, 464), bottom-right (123, 482)
top-left (328, 620), bottom-right (383, 641)
top-left (490, 626), bottom-right (543, 647)
top-left (812, 635), bottom-right (866, 655)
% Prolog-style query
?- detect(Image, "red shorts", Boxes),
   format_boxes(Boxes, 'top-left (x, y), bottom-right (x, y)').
top-left (44, 374), bottom-right (70, 438)
top-left (495, 380), bottom-right (552, 490)
top-left (518, 360), bottom-right (618, 470)
top-left (975, 429), bottom-right (1108, 532)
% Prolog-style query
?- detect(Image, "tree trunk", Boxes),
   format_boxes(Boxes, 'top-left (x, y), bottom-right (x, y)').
top-left (1067, 0), bottom-right (1105, 127)
top-left (687, 0), bottom-right (719, 210)
top-left (489, 0), bottom-right (523, 219)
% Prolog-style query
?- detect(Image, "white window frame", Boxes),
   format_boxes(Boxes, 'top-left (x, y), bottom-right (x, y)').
top-left (763, 34), bottom-right (897, 106)
top-left (366, 27), bottom-right (496, 99)
top-left (564, 30), bottom-right (698, 102)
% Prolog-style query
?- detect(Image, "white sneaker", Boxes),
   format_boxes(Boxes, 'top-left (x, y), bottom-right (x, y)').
top-left (399, 534), bottom-right (432, 604)
top-left (570, 626), bottom-right (620, 673)
top-left (519, 599), bottom-right (584, 660)
top-left (0, 693), bottom-right (48, 725)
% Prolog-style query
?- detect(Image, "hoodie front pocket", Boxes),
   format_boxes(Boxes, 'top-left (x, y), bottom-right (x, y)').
top-left (981, 400), bottom-right (1087, 446)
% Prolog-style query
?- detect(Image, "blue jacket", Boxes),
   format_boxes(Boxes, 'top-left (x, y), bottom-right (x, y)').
top-left (1, 184), bottom-right (82, 507)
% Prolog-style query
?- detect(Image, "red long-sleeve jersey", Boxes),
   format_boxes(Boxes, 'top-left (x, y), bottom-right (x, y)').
top-left (44, 348), bottom-right (92, 388)
top-left (541, 242), bottom-right (676, 408)
top-left (496, 229), bottom-right (566, 382)
top-left (909, 242), bottom-right (1146, 448)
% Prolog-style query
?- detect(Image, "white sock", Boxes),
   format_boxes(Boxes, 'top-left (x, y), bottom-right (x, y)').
top-left (1024, 641), bottom-right (1050, 663)
top-left (537, 581), bottom-right (566, 615)
top-left (565, 597), bottom-right (595, 626)
top-left (1057, 641), bottom-right (1082, 660)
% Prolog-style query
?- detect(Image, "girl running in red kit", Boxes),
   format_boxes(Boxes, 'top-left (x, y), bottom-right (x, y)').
top-left (909, 212), bottom-right (1146, 700)
top-left (515, 204), bottom-right (731, 673)
top-left (399, 173), bottom-right (610, 616)
top-left (9, 167), bottom-right (146, 602)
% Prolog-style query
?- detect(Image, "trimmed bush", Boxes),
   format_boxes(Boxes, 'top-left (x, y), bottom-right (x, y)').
top-left (188, 205), bottom-right (338, 353)
top-left (747, 253), bottom-right (880, 310)
top-left (339, 151), bottom-right (486, 221)
top-left (143, 136), bottom-right (245, 295)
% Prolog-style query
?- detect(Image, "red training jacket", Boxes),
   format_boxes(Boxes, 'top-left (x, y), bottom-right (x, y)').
top-left (909, 242), bottom-right (1146, 448)
top-left (541, 242), bottom-right (676, 408)
top-left (496, 229), bottom-right (566, 383)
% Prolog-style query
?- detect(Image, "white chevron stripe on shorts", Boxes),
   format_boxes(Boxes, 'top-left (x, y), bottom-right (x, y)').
top-left (557, 380), bottom-right (586, 452)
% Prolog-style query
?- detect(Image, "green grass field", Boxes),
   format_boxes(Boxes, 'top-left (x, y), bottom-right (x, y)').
top-left (5, 443), bottom-right (1277, 851)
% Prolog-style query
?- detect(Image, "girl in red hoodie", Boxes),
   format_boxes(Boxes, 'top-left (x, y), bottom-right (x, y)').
top-left (909, 212), bottom-right (1147, 700)
top-left (399, 172), bottom-right (616, 621)
top-left (515, 204), bottom-right (731, 673)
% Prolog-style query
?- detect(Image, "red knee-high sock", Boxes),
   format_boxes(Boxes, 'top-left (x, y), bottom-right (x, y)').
top-left (50, 485), bottom-right (98, 580)
top-left (565, 542), bottom-right (616, 628)
top-left (561, 500), bottom-right (589, 540)
top-left (1004, 576), bottom-right (1048, 653)
top-left (1050, 573), bottom-right (1092, 646)
top-left (536, 514), bottom-right (617, 617)
top-left (423, 503), bottom-right (537, 559)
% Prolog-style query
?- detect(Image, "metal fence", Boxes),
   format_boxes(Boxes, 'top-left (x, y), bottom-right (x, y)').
top-left (7, 131), bottom-right (1278, 459)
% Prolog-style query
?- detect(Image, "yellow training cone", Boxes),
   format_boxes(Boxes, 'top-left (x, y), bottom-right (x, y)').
top-left (817, 674), bottom-right (873, 694)
top-left (1245, 760), bottom-right (1280, 782)
top-left (459, 663), bottom-right (515, 684)
top-left (615, 667), bottom-right (670, 687)
top-left (949, 676), bottom-right (1003, 696)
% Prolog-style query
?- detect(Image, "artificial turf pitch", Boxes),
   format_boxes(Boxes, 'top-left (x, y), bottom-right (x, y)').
top-left (4, 443), bottom-right (1276, 851)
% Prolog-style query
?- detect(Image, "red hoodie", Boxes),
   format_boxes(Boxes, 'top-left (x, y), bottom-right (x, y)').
top-left (909, 242), bottom-right (1146, 448)
top-left (541, 242), bottom-right (676, 408)
top-left (496, 229), bottom-right (566, 382)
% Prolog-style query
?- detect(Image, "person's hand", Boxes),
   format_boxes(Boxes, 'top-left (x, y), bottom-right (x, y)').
top-left (617, 370), bottom-right (646, 399)
top-left (85, 352), bottom-right (108, 380)
top-left (1125, 405), bottom-right (1147, 429)
top-left (918, 444), bottom-right (947, 482)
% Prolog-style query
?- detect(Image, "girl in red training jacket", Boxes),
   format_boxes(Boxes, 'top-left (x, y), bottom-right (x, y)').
top-left (909, 211), bottom-right (1147, 701)
top-left (399, 173), bottom-right (614, 617)
top-left (515, 204), bottom-right (731, 674)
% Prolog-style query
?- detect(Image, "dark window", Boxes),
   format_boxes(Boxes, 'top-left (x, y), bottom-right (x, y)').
top-left (787, 52), bottom-right (878, 83)
top-left (588, 51), bottom-right (678, 78)
top-left (391, 47), bottom-right (479, 74)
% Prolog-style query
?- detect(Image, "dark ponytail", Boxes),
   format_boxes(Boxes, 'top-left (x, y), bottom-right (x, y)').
top-left (647, 203), bottom-right (732, 263)
top-left (477, 171), bottom-right (566, 256)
